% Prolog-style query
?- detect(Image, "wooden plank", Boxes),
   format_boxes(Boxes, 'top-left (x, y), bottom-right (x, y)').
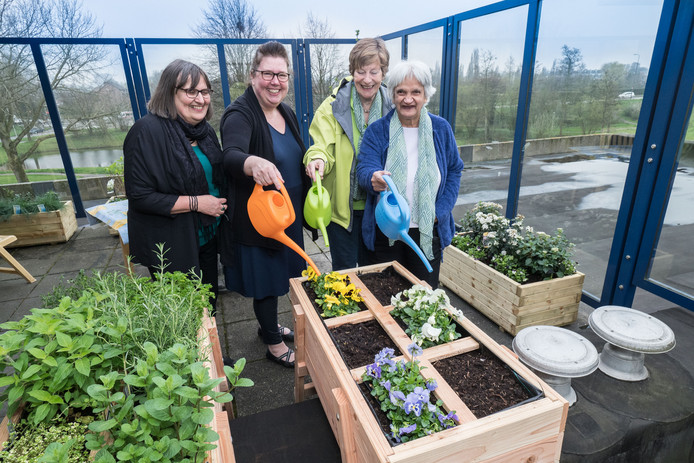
top-left (0, 236), bottom-right (36, 283)
top-left (332, 388), bottom-right (358, 463)
top-left (293, 302), bottom-right (307, 403)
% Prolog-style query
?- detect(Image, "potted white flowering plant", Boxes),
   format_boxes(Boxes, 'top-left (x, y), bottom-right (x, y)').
top-left (440, 201), bottom-right (585, 335)
top-left (390, 285), bottom-right (463, 348)
top-left (361, 344), bottom-right (458, 443)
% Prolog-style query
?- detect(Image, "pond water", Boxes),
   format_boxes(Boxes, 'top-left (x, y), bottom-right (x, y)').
top-left (23, 149), bottom-right (123, 169)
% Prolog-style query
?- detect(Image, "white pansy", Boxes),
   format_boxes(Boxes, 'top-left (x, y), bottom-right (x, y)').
top-left (427, 314), bottom-right (436, 325)
top-left (421, 323), bottom-right (441, 341)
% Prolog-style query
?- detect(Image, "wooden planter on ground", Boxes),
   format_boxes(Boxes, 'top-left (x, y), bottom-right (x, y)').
top-left (289, 261), bottom-right (568, 463)
top-left (440, 246), bottom-right (584, 336)
top-left (0, 201), bottom-right (77, 248)
top-left (0, 312), bottom-right (233, 463)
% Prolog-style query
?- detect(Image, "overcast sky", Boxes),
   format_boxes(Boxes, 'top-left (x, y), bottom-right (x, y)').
top-left (84, 0), bottom-right (489, 39)
top-left (83, 0), bottom-right (663, 72)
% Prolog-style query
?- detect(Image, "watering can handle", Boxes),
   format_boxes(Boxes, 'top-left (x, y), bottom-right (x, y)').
top-left (314, 168), bottom-right (323, 204)
top-left (253, 182), bottom-right (296, 224)
top-left (382, 175), bottom-right (407, 220)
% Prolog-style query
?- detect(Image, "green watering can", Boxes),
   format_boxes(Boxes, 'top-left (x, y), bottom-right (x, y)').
top-left (303, 172), bottom-right (331, 247)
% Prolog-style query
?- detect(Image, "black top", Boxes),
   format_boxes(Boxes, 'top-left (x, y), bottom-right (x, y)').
top-left (123, 113), bottom-right (225, 271)
top-left (219, 86), bottom-right (311, 263)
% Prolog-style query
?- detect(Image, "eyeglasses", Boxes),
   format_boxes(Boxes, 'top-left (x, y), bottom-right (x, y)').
top-left (253, 70), bottom-right (290, 82)
top-left (178, 87), bottom-right (213, 99)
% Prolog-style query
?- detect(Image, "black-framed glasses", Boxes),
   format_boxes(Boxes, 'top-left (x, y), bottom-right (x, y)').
top-left (178, 87), bottom-right (213, 98)
top-left (253, 69), bottom-right (290, 82)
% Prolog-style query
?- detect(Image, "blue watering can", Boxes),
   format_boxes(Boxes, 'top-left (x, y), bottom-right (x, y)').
top-left (375, 175), bottom-right (433, 273)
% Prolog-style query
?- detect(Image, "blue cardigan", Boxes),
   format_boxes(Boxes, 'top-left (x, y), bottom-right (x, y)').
top-left (356, 109), bottom-right (464, 258)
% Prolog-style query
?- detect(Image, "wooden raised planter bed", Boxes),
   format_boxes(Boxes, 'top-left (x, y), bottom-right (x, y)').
top-left (0, 312), bottom-right (234, 463)
top-left (289, 261), bottom-right (568, 463)
top-left (0, 201), bottom-right (77, 248)
top-left (440, 246), bottom-right (584, 336)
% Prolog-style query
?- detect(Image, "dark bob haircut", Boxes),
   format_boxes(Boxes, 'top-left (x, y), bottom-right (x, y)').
top-left (147, 59), bottom-right (213, 121)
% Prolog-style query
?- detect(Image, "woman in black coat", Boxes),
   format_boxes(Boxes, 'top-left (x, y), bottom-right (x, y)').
top-left (124, 59), bottom-right (227, 311)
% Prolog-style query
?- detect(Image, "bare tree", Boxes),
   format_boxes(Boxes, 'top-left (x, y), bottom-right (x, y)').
top-left (194, 0), bottom-right (267, 90)
top-left (300, 12), bottom-right (345, 111)
top-left (0, 0), bottom-right (107, 182)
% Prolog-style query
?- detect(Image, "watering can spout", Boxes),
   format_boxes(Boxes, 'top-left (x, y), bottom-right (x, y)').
top-left (249, 183), bottom-right (321, 275)
top-left (375, 175), bottom-right (433, 273)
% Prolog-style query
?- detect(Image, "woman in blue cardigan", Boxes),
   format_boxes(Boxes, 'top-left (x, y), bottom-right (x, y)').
top-left (356, 61), bottom-right (464, 288)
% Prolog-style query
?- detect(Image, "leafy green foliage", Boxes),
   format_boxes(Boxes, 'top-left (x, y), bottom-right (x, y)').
top-left (0, 246), bottom-right (254, 462)
top-left (0, 418), bottom-right (92, 462)
top-left (452, 201), bottom-right (577, 283)
top-left (390, 285), bottom-right (462, 348)
top-left (362, 345), bottom-right (457, 443)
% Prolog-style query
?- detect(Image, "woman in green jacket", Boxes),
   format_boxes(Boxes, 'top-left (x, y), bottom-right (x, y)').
top-left (303, 37), bottom-right (391, 271)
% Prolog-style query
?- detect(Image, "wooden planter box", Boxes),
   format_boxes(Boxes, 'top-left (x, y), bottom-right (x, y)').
top-left (0, 201), bottom-right (77, 248)
top-left (440, 246), bottom-right (584, 336)
top-left (0, 312), bottom-right (234, 463)
top-left (289, 261), bottom-right (568, 463)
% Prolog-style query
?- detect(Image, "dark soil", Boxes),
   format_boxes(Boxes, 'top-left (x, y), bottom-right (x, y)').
top-left (357, 266), bottom-right (414, 306)
top-left (329, 319), bottom-right (401, 369)
top-left (433, 346), bottom-right (540, 418)
top-left (301, 279), bottom-right (368, 316)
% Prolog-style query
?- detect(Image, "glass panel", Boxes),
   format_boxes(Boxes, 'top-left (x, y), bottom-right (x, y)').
top-left (0, 43), bottom-right (49, 184)
top-left (455, 6), bottom-right (527, 145)
top-left (5, 44), bottom-right (130, 186)
top-left (518, 0), bottom-right (663, 298)
top-left (646, 110), bottom-right (694, 302)
top-left (452, 6), bottom-right (528, 219)
top-left (307, 43), bottom-right (351, 115)
top-left (405, 27), bottom-right (444, 115)
top-left (385, 38), bottom-right (402, 69)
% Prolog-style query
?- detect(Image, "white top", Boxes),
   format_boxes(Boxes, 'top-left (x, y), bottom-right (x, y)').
top-left (513, 325), bottom-right (599, 377)
top-left (588, 305), bottom-right (676, 353)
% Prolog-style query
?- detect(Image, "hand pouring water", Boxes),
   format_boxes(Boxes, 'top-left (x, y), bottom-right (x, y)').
top-left (247, 183), bottom-right (321, 275)
top-left (375, 175), bottom-right (433, 273)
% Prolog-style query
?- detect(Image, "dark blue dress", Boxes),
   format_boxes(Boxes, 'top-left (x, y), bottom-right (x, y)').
top-left (224, 123), bottom-right (306, 299)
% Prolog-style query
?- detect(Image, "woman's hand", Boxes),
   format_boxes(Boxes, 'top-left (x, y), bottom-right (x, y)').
top-left (244, 155), bottom-right (284, 190)
top-left (371, 170), bottom-right (392, 192)
top-left (305, 159), bottom-right (324, 181)
top-left (197, 195), bottom-right (228, 217)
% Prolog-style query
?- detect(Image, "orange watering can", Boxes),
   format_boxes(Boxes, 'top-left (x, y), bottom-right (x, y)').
top-left (303, 171), bottom-right (331, 247)
top-left (247, 183), bottom-right (321, 275)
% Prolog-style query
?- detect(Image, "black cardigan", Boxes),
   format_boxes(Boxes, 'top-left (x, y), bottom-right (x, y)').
top-left (219, 86), bottom-right (311, 262)
top-left (123, 114), bottom-right (224, 271)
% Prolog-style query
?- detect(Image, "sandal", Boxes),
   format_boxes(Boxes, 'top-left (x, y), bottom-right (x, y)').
top-left (257, 325), bottom-right (294, 343)
top-left (266, 347), bottom-right (295, 368)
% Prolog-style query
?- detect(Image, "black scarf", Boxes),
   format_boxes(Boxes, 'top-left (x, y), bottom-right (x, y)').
top-left (161, 117), bottom-right (225, 240)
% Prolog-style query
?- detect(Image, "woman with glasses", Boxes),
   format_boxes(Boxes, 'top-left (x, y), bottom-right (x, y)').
top-left (303, 38), bottom-right (391, 271)
top-left (124, 59), bottom-right (227, 311)
top-left (219, 41), bottom-right (310, 368)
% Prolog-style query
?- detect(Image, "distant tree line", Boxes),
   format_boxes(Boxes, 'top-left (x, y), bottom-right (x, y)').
top-left (456, 44), bottom-right (647, 145)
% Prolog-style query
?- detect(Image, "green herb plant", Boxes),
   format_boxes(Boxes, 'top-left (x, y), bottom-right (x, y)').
top-left (0, 191), bottom-right (64, 221)
top-left (301, 267), bottom-right (364, 318)
top-left (0, 417), bottom-right (92, 462)
top-left (390, 285), bottom-right (463, 348)
top-left (0, 292), bottom-right (129, 425)
top-left (452, 201), bottom-right (577, 283)
top-left (362, 344), bottom-right (457, 443)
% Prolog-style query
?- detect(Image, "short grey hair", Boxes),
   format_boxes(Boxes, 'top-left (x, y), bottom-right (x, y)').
top-left (386, 61), bottom-right (436, 103)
